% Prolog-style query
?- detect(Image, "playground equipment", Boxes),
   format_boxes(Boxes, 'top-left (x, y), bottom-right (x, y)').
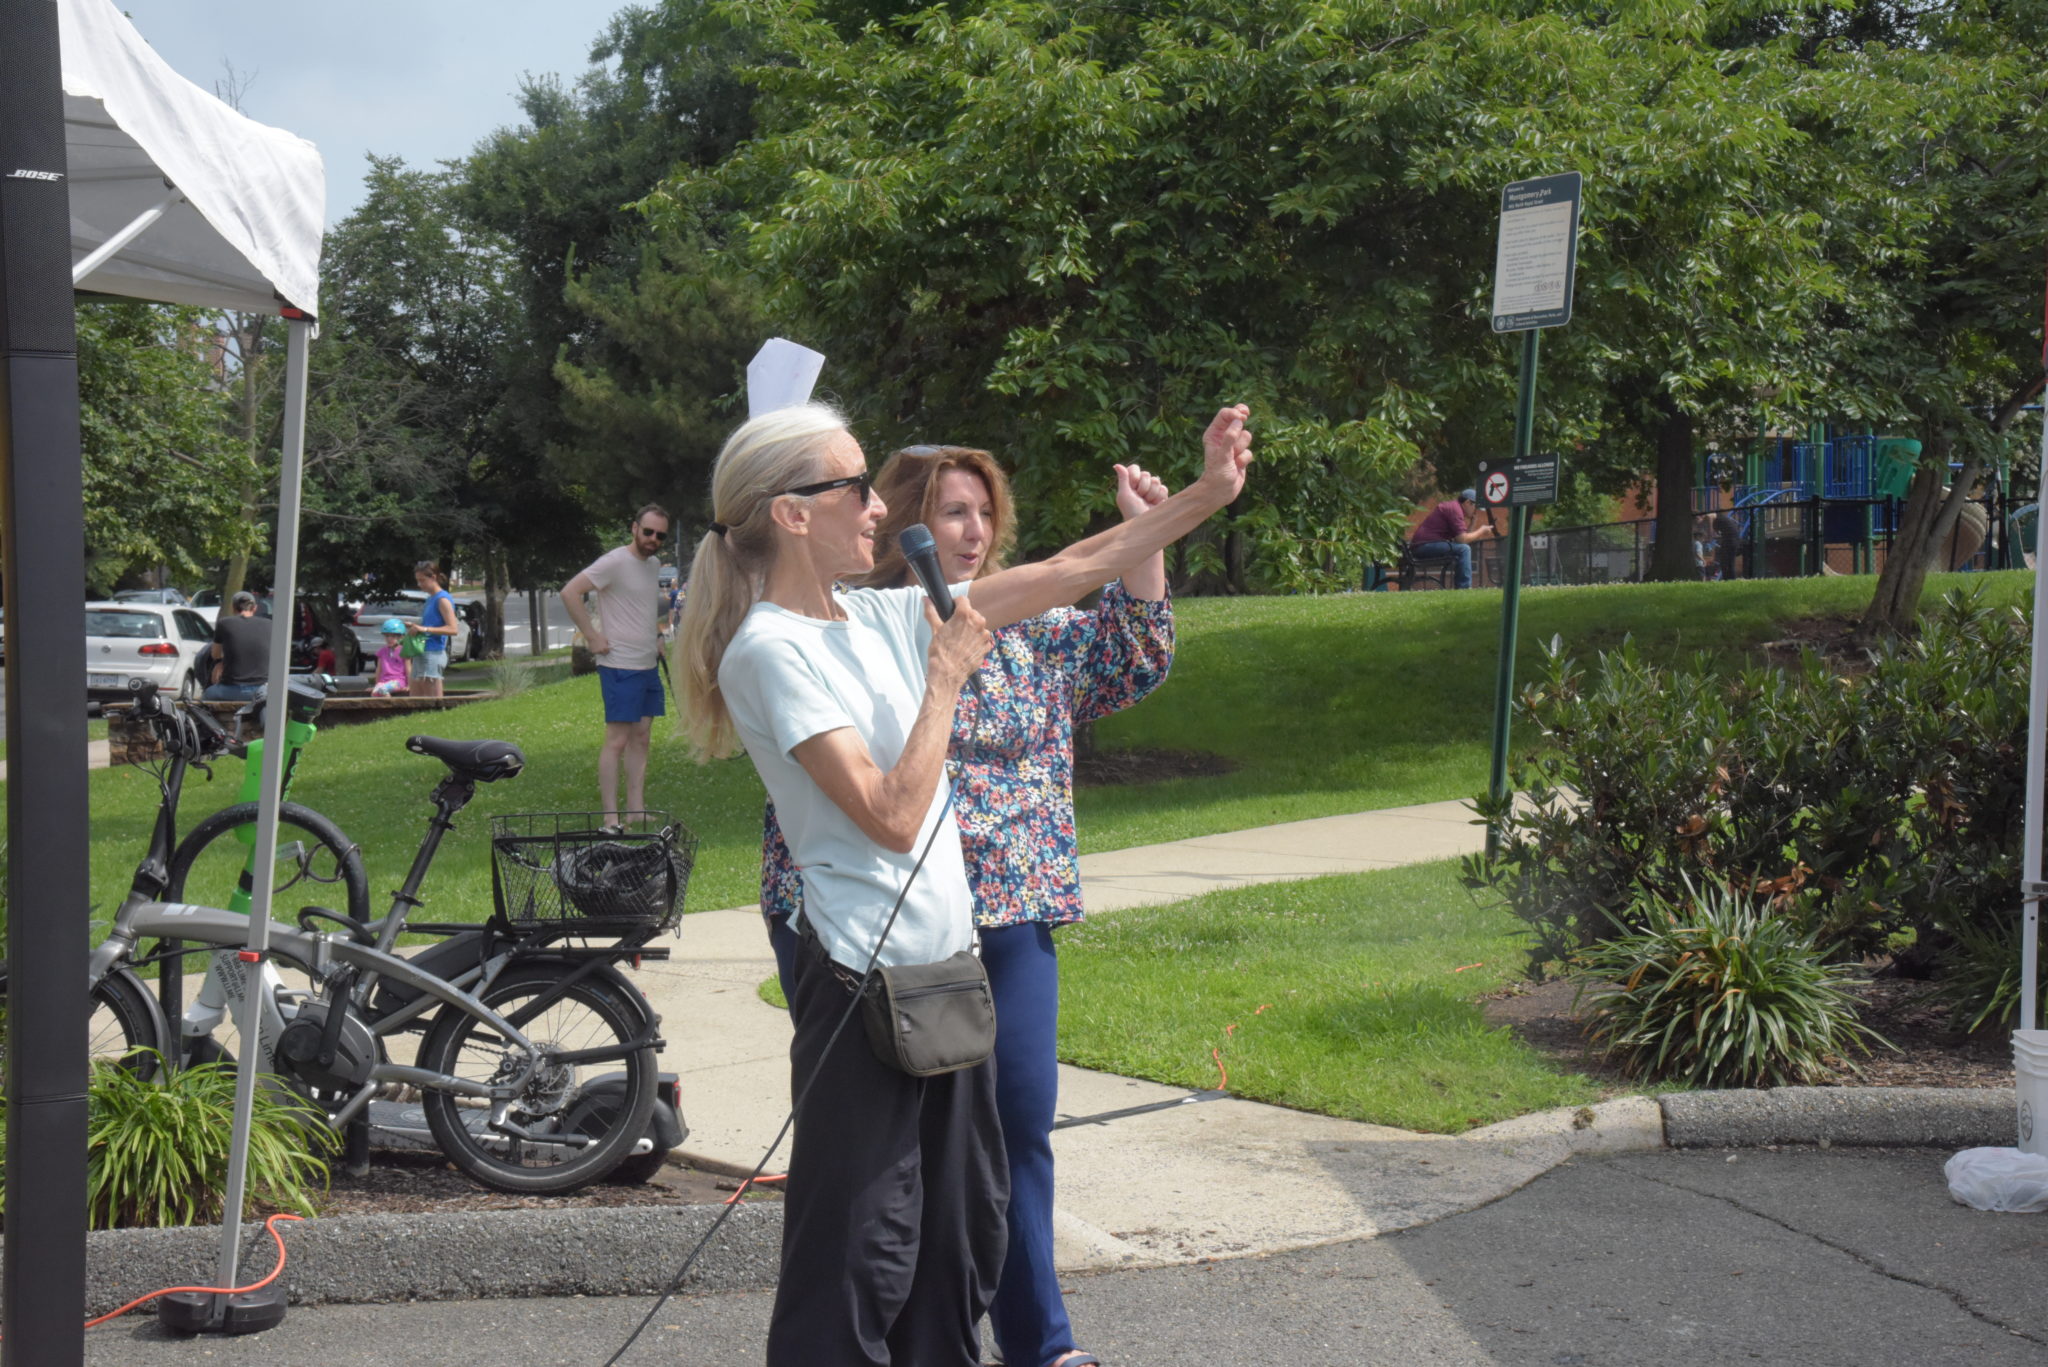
top-left (1693, 429), bottom-right (2019, 578)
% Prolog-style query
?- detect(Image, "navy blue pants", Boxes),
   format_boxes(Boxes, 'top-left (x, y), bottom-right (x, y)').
top-left (1410, 539), bottom-right (1473, 589)
top-left (767, 915), bottom-right (1078, 1367)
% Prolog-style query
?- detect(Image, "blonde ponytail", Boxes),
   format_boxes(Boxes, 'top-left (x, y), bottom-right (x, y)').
top-left (674, 403), bottom-right (848, 759)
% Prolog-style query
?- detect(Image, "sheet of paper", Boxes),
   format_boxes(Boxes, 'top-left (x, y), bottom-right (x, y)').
top-left (746, 338), bottom-right (826, 417)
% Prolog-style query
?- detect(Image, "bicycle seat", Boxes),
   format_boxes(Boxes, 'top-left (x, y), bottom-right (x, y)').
top-left (406, 735), bottom-right (526, 782)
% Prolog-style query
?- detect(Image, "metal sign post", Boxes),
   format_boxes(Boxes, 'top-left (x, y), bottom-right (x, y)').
top-left (1484, 172), bottom-right (1582, 859)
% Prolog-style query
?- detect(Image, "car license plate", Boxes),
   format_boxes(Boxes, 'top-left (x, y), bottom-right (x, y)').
top-left (90, 672), bottom-right (119, 689)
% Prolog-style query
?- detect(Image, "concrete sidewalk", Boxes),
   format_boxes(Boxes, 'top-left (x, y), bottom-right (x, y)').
top-left (631, 799), bottom-right (1663, 1275)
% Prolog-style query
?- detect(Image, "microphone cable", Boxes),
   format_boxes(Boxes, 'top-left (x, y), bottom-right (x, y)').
top-left (602, 782), bottom-right (959, 1366)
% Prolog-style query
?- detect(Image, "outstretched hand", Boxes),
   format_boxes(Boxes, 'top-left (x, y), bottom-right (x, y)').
top-left (1199, 404), bottom-right (1254, 503)
top-left (1114, 463), bottom-right (1170, 520)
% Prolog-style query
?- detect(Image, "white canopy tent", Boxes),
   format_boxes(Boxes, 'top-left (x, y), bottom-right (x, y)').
top-left (60, 0), bottom-right (321, 313)
top-left (12, 0), bottom-right (326, 1335)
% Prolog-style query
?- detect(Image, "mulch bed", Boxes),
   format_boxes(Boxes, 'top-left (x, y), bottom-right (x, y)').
top-left (1753, 614), bottom-right (1878, 670)
top-left (1482, 964), bottom-right (2015, 1093)
top-left (317, 1150), bottom-right (781, 1217)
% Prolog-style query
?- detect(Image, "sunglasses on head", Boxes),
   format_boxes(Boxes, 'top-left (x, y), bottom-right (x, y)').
top-left (782, 471), bottom-right (873, 507)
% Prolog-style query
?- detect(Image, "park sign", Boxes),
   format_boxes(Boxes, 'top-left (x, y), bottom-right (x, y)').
top-left (1490, 172), bottom-right (1582, 333)
top-left (1477, 453), bottom-right (1561, 508)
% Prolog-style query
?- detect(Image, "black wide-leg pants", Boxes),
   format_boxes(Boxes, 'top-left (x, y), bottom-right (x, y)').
top-left (766, 926), bottom-right (1009, 1367)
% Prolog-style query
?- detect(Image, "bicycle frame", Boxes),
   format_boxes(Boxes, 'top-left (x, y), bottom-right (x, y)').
top-left (105, 686), bottom-right (670, 1173)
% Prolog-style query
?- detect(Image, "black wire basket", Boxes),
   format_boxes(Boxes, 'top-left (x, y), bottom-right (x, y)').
top-left (490, 812), bottom-right (697, 937)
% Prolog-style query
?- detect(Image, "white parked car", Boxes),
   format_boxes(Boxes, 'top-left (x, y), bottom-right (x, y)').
top-left (348, 590), bottom-right (477, 663)
top-left (85, 601), bottom-right (214, 702)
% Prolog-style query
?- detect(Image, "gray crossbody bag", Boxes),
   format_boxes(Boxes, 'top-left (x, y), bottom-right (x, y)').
top-left (845, 780), bottom-right (997, 1076)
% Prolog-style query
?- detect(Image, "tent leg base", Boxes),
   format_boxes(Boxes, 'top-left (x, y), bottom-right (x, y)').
top-left (156, 1286), bottom-right (287, 1336)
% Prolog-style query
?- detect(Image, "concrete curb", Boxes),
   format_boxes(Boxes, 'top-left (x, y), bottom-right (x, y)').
top-left (4, 1204), bottom-right (784, 1317)
top-left (33, 1086), bottom-right (2019, 1312)
top-left (1660, 1085), bottom-right (2016, 1150)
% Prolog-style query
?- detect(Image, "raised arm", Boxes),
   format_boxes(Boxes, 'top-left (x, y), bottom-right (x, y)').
top-left (968, 405), bottom-right (1252, 631)
top-left (1113, 462), bottom-right (1170, 600)
top-left (791, 598), bottom-right (992, 853)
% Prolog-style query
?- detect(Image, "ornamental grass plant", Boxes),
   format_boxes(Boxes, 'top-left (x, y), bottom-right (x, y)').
top-left (1574, 878), bottom-right (1887, 1088)
top-left (83, 1055), bottom-right (334, 1229)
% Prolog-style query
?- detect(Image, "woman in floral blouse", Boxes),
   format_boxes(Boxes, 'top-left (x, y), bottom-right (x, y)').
top-left (761, 444), bottom-right (1175, 1367)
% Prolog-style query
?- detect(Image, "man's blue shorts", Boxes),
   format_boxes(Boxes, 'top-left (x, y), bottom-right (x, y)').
top-left (598, 665), bottom-right (665, 724)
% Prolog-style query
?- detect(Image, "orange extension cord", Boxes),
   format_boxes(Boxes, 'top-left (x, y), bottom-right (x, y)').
top-left (723, 1172), bottom-right (787, 1205)
top-left (66, 1213), bottom-right (303, 1332)
top-left (1211, 1003), bottom-right (1272, 1091)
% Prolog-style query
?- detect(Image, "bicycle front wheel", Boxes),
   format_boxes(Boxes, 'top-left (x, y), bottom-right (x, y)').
top-left (166, 800), bottom-right (371, 925)
top-left (418, 964), bottom-right (657, 1194)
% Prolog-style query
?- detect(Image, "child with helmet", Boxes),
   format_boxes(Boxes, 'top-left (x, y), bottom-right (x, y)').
top-left (371, 618), bottom-right (410, 696)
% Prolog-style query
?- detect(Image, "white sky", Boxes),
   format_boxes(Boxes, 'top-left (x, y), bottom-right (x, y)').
top-left (115, 1), bottom-right (627, 227)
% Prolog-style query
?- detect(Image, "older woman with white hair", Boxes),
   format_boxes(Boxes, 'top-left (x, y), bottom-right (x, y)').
top-left (675, 401), bottom-right (1252, 1367)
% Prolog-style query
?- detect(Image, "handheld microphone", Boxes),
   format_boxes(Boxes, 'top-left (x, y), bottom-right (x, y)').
top-left (899, 523), bottom-right (981, 695)
top-left (898, 523), bottom-right (956, 620)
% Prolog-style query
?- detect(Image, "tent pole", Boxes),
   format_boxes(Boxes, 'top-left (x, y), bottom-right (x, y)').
top-left (2022, 408), bottom-right (2048, 1034)
top-left (207, 313), bottom-right (311, 1317)
top-left (69, 185), bottom-right (182, 284)
top-left (0, 2), bottom-right (90, 1361)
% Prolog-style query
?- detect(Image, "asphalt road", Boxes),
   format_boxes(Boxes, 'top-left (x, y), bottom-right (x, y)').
top-left (496, 589), bottom-right (580, 657)
top-left (80, 1146), bottom-right (2048, 1366)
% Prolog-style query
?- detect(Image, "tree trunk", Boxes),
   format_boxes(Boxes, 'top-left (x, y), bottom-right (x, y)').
top-left (219, 314), bottom-right (268, 600)
top-left (1647, 398), bottom-right (1699, 582)
top-left (1223, 523), bottom-right (1246, 595)
top-left (481, 544), bottom-right (509, 660)
top-left (1860, 376), bottom-right (2041, 639)
top-left (1859, 430), bottom-right (1976, 640)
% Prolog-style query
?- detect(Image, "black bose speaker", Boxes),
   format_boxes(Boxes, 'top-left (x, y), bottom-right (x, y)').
top-left (0, 2), bottom-right (94, 1364)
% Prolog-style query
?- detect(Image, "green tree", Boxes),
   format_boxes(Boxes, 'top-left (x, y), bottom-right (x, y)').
top-left (75, 301), bottom-right (258, 594)
top-left (461, 0), bottom-right (770, 540)
top-left (659, 0), bottom-right (1939, 590)
top-left (320, 156), bottom-right (589, 646)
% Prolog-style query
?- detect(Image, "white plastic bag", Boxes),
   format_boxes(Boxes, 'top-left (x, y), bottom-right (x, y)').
top-left (1944, 1147), bottom-right (2048, 1213)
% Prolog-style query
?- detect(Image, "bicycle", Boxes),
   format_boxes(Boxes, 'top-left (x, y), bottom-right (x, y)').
top-left (2, 680), bottom-right (694, 1194)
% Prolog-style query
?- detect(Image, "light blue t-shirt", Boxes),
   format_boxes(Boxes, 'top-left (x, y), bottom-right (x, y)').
top-left (718, 585), bottom-right (971, 969)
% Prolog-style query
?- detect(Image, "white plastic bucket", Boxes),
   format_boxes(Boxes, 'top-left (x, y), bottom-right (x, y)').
top-left (2012, 1030), bottom-right (2048, 1156)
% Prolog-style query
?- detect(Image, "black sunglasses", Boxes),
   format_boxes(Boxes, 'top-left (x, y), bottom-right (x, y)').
top-left (782, 471), bottom-right (873, 506)
top-left (636, 525), bottom-right (669, 542)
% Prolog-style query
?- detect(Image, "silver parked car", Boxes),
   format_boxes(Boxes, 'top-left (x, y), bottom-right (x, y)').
top-left (348, 590), bottom-right (476, 662)
top-left (85, 601), bottom-right (214, 701)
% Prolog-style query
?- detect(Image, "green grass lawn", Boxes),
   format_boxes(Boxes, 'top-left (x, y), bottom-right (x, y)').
top-left (1054, 859), bottom-right (1603, 1133)
top-left (20, 570), bottom-right (2031, 937)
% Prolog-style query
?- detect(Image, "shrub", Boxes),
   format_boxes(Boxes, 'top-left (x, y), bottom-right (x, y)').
top-left (1932, 910), bottom-right (2042, 1034)
top-left (83, 1055), bottom-right (334, 1229)
top-left (487, 658), bottom-right (573, 697)
top-left (1574, 878), bottom-right (1886, 1087)
top-left (1468, 588), bottom-right (2034, 1022)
